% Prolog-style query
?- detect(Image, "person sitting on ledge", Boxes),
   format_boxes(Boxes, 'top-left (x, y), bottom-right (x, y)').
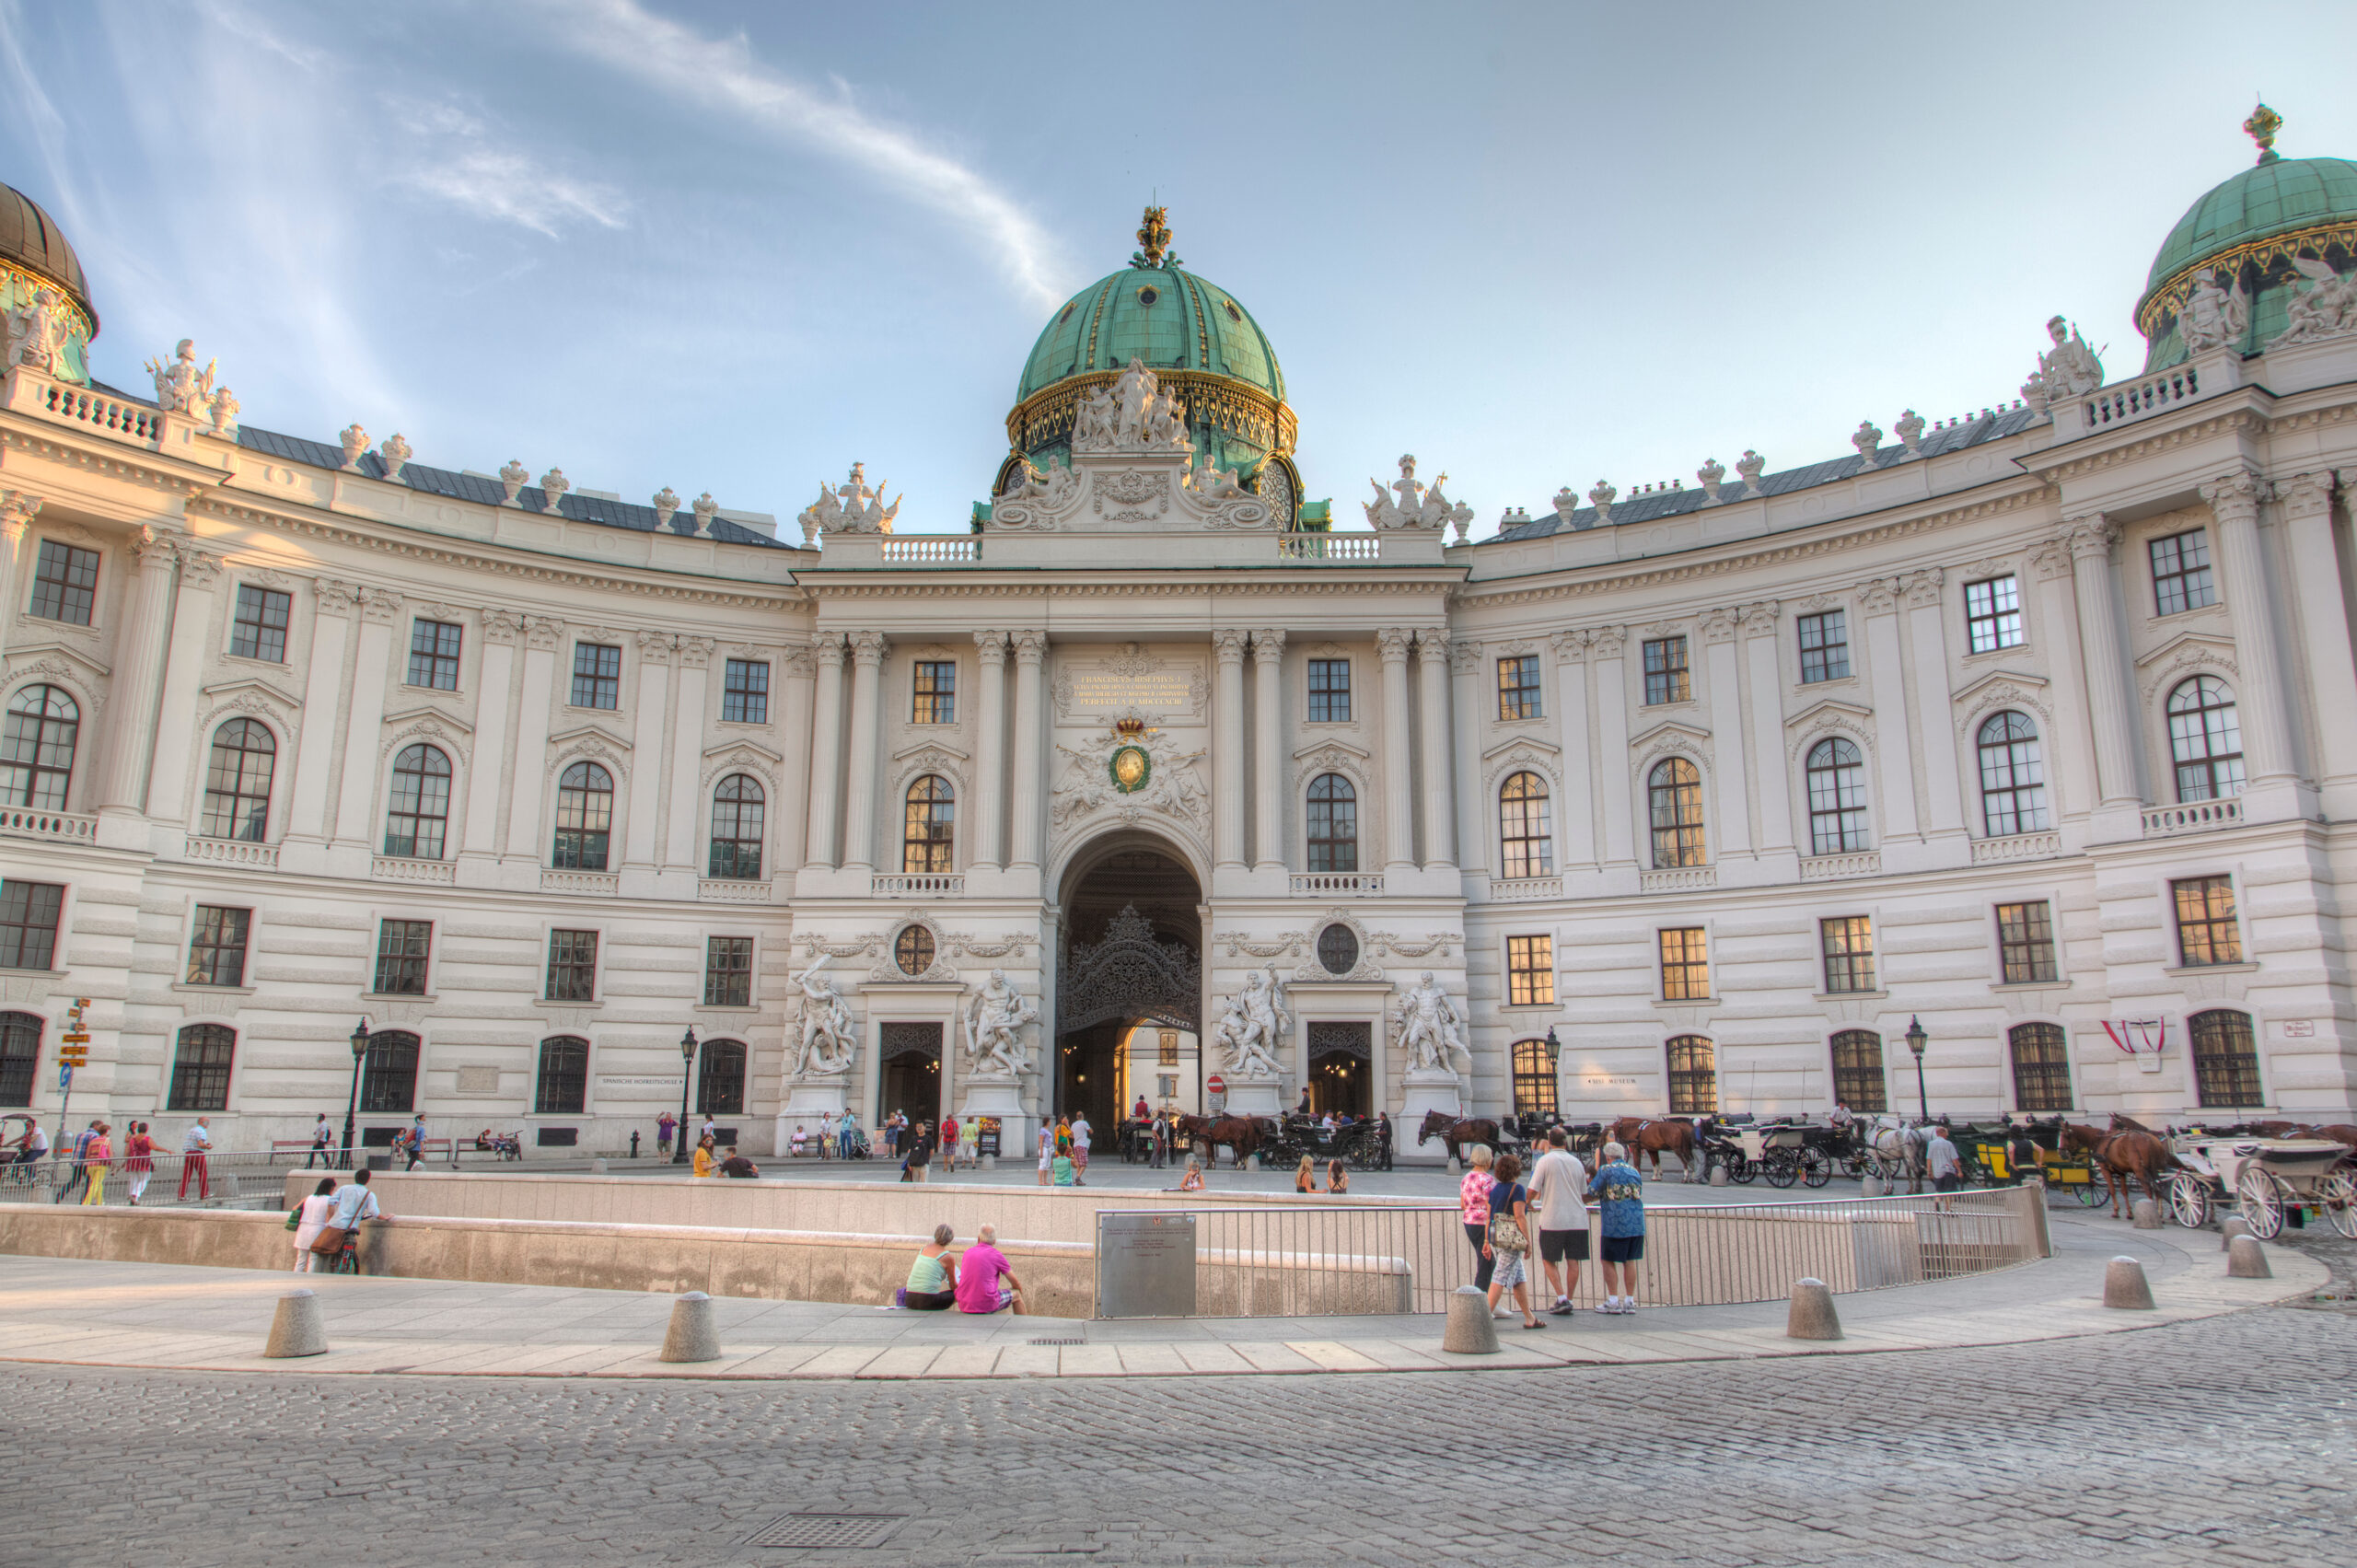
top-left (955, 1224), bottom-right (1026, 1316)
top-left (1051, 1147), bottom-right (1076, 1186)
top-left (1178, 1156), bottom-right (1205, 1192)
top-left (691, 1133), bottom-right (718, 1179)
top-left (902, 1224), bottom-right (960, 1310)
top-left (720, 1150), bottom-right (759, 1179)
top-left (1327, 1159), bottom-right (1348, 1194)
top-left (790, 1123), bottom-right (807, 1156)
top-left (1295, 1155), bottom-right (1318, 1193)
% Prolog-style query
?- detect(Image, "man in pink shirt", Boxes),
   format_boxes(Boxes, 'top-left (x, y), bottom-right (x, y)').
top-left (954, 1224), bottom-right (1028, 1315)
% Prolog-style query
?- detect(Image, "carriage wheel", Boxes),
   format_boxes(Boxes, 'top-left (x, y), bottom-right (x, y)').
top-left (1722, 1152), bottom-right (1753, 1184)
top-left (2071, 1171), bottom-right (2108, 1207)
top-left (2167, 1170), bottom-right (2211, 1230)
top-left (2235, 1165), bottom-right (2286, 1239)
top-left (2317, 1169), bottom-right (2357, 1239)
top-left (1761, 1150), bottom-right (1799, 1189)
top-left (1799, 1148), bottom-right (1833, 1188)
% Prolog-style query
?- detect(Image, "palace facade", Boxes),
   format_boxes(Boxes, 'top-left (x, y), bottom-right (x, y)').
top-left (6, 111), bottom-right (2357, 1156)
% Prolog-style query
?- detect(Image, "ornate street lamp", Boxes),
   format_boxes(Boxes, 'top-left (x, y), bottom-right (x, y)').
top-left (674, 1026), bottom-right (699, 1166)
top-left (1544, 1026), bottom-right (1562, 1127)
top-left (343, 1017), bottom-right (369, 1169)
top-left (1905, 1016), bottom-right (1929, 1123)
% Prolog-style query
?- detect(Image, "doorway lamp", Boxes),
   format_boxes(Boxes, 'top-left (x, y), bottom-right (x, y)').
top-left (1905, 1016), bottom-right (1929, 1122)
top-left (675, 1026), bottom-right (699, 1166)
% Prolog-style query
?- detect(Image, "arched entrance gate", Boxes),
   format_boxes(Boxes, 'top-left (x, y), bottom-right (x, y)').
top-left (1053, 845), bottom-right (1201, 1132)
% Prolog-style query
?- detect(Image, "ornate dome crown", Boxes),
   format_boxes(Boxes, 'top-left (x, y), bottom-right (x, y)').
top-left (1, 179), bottom-right (99, 384)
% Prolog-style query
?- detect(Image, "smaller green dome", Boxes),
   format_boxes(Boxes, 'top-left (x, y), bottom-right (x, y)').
top-left (2143, 156), bottom-right (2357, 296)
top-left (1017, 265), bottom-right (1283, 403)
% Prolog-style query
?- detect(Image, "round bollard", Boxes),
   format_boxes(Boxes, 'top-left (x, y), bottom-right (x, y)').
top-left (1860, 1173), bottom-right (1885, 1199)
top-left (591, 1157), bottom-right (609, 1174)
top-left (2102, 1255), bottom-right (2155, 1310)
top-left (263, 1288), bottom-right (330, 1359)
top-left (1441, 1285), bottom-right (1501, 1354)
top-left (2219, 1215), bottom-right (2250, 1251)
top-left (2131, 1198), bottom-right (2163, 1230)
top-left (1786, 1278), bottom-right (1843, 1342)
top-left (1709, 1165), bottom-right (1729, 1187)
top-left (2226, 1235), bottom-right (2273, 1280)
top-left (658, 1290), bottom-right (721, 1363)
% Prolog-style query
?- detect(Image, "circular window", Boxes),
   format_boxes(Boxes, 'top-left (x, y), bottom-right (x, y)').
top-left (1317, 923), bottom-right (1359, 976)
top-left (1136, 285), bottom-right (1159, 306)
top-left (894, 925), bottom-right (935, 977)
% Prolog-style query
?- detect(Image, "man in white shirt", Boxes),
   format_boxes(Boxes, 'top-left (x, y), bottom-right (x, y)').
top-left (1925, 1123), bottom-right (1962, 1207)
top-left (1070, 1114), bottom-right (1092, 1186)
top-left (178, 1117), bottom-right (212, 1201)
top-left (1527, 1127), bottom-right (1591, 1316)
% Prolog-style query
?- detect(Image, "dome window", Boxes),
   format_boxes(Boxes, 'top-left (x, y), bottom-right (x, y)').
top-left (1136, 285), bottom-right (1159, 306)
top-left (1059, 302), bottom-right (1075, 323)
top-left (1224, 299), bottom-right (1243, 322)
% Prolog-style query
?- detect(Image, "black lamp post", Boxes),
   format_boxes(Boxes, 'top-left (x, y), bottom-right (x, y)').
top-left (343, 1017), bottom-right (369, 1170)
top-left (673, 1026), bottom-right (698, 1166)
top-left (1905, 1016), bottom-right (1929, 1123)
top-left (1543, 1027), bottom-right (1562, 1124)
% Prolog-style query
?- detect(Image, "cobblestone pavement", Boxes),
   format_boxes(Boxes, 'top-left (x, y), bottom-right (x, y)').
top-left (6, 1306), bottom-right (2352, 1567)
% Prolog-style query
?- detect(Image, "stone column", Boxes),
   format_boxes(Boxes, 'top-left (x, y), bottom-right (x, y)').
top-left (2278, 473), bottom-right (2357, 788)
top-left (1376, 628), bottom-right (1415, 875)
top-left (1453, 638), bottom-right (1493, 877)
top-left (2026, 538), bottom-right (2099, 822)
top-left (1546, 630), bottom-right (1595, 869)
top-left (1212, 630), bottom-right (1248, 869)
top-left (0, 490), bottom-right (38, 647)
top-left (1857, 578), bottom-right (1922, 841)
top-left (1251, 629), bottom-right (1286, 871)
top-left (1737, 603), bottom-right (1794, 855)
top-left (804, 634), bottom-right (845, 870)
top-left (286, 580), bottom-right (356, 846)
top-left (503, 616), bottom-right (563, 862)
top-left (2066, 517), bottom-right (2143, 807)
top-left (327, 588), bottom-right (401, 859)
top-left (459, 610), bottom-right (518, 864)
top-left (970, 632), bottom-right (1008, 870)
top-left (773, 641), bottom-right (816, 874)
top-left (841, 631), bottom-right (889, 873)
top-left (1701, 609), bottom-right (1753, 861)
top-left (1591, 628), bottom-right (1635, 867)
top-left (1902, 570), bottom-right (1967, 838)
top-left (2203, 472), bottom-right (2297, 789)
top-left (624, 631), bottom-right (674, 871)
top-left (96, 528), bottom-right (182, 816)
top-left (1414, 630), bottom-right (1454, 868)
top-left (1007, 631), bottom-right (1048, 872)
top-left (142, 547), bottom-right (224, 825)
top-left (665, 639), bottom-right (714, 877)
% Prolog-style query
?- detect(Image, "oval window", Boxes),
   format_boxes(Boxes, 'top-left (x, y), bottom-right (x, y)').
top-left (1317, 923), bottom-right (1359, 976)
top-left (1136, 285), bottom-right (1159, 306)
top-left (894, 925), bottom-right (935, 976)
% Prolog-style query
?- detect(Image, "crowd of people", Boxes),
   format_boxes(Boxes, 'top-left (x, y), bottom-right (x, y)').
top-left (1457, 1132), bottom-right (1648, 1329)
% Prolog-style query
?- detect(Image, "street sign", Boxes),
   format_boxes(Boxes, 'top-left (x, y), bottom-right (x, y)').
top-left (60, 1031), bottom-right (89, 1044)
top-left (1206, 1074), bottom-right (1225, 1096)
top-left (57, 1063), bottom-right (71, 1089)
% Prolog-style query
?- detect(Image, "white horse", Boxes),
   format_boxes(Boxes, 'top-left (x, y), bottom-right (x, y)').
top-left (1864, 1115), bottom-right (1929, 1192)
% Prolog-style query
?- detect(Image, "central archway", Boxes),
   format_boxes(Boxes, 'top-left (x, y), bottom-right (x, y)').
top-left (1053, 833), bottom-right (1202, 1136)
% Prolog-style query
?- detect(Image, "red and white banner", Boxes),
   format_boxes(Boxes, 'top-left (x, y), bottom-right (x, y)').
top-left (2099, 1016), bottom-right (2170, 1055)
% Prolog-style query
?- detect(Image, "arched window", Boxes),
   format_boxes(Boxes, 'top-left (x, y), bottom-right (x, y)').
top-left (553, 761), bottom-right (613, 870)
top-left (2189, 1009), bottom-right (2263, 1109)
top-left (167, 1023), bottom-right (236, 1112)
top-left (2168, 677), bottom-right (2244, 802)
top-left (199, 718), bottom-right (275, 842)
top-left (1666, 1035), bottom-right (1717, 1114)
top-left (1829, 1029), bottom-right (1887, 1113)
top-left (1499, 771), bottom-right (1553, 878)
top-left (902, 775), bottom-right (955, 874)
top-left (383, 744), bottom-right (452, 860)
top-left (535, 1036), bottom-right (589, 1115)
top-left (1805, 738), bottom-right (1869, 855)
top-left (708, 774), bottom-right (765, 880)
top-left (2007, 1022), bottom-right (2073, 1113)
top-left (1306, 773), bottom-right (1358, 873)
top-left (1647, 759), bottom-right (1705, 868)
top-left (358, 1030), bottom-right (421, 1114)
top-left (1511, 1037), bottom-right (1558, 1120)
top-left (1977, 712), bottom-right (2049, 836)
top-left (0, 1011), bottom-right (40, 1107)
top-left (697, 1038), bottom-right (747, 1116)
top-left (0, 684), bottom-right (77, 809)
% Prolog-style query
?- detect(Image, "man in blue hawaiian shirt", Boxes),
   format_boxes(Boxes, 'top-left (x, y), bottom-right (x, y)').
top-left (1586, 1140), bottom-right (1647, 1315)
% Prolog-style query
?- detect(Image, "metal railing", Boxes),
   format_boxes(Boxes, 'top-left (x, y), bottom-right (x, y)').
top-left (0, 1147), bottom-right (355, 1210)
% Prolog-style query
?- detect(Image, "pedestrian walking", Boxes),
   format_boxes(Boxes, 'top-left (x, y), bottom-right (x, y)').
top-left (305, 1114), bottom-right (334, 1169)
top-left (122, 1121), bottom-right (157, 1206)
top-left (900, 1224), bottom-right (960, 1310)
top-left (1926, 1122), bottom-right (1962, 1208)
top-left (701, 1114), bottom-right (718, 1147)
top-left (1481, 1153), bottom-right (1544, 1330)
top-left (1070, 1113), bottom-right (1091, 1185)
top-left (403, 1113), bottom-right (428, 1171)
top-left (902, 1121), bottom-right (933, 1183)
top-left (883, 1112), bottom-right (900, 1159)
top-left (54, 1121), bottom-right (98, 1204)
top-left (178, 1117), bottom-right (213, 1200)
top-left (78, 1122), bottom-right (111, 1205)
top-left (1528, 1126), bottom-right (1590, 1316)
top-left (656, 1110), bottom-right (677, 1156)
top-left (1459, 1144), bottom-right (1497, 1291)
top-left (1587, 1141), bottom-right (1647, 1315)
top-left (1036, 1123), bottom-right (1053, 1186)
top-left (940, 1114), bottom-right (958, 1171)
top-left (291, 1178), bottom-right (336, 1272)
top-left (954, 1224), bottom-right (1027, 1315)
top-left (1376, 1111), bottom-right (1393, 1171)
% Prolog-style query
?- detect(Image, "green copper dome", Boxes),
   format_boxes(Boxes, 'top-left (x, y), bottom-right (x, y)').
top-left (1016, 263), bottom-right (1284, 403)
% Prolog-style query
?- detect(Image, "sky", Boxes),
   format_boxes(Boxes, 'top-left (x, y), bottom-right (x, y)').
top-left (6, 0), bottom-right (2356, 538)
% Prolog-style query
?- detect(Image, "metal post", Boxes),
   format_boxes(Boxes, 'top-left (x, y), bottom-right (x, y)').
top-left (674, 1026), bottom-right (698, 1166)
top-left (343, 1017), bottom-right (368, 1170)
top-left (1906, 1016), bottom-right (1929, 1123)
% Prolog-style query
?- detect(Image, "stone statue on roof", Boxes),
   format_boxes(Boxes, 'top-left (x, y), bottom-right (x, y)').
top-left (2178, 271), bottom-right (2248, 354)
top-left (6, 287), bottom-right (69, 374)
top-left (1364, 454), bottom-right (1472, 532)
top-left (145, 338), bottom-right (215, 414)
top-left (2025, 316), bottom-right (2104, 404)
top-left (799, 463), bottom-right (899, 537)
top-left (2271, 254), bottom-right (2357, 347)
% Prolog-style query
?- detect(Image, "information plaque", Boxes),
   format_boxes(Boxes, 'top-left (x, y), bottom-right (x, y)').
top-left (1094, 1211), bottom-right (1197, 1318)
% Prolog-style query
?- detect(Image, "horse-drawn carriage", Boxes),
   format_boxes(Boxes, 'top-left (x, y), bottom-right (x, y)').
top-left (2166, 1134), bottom-right (2357, 1238)
top-left (1260, 1115), bottom-right (1387, 1171)
top-left (1696, 1119), bottom-right (1838, 1189)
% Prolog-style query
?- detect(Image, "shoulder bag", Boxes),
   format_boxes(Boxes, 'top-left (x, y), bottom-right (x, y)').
top-left (1486, 1186), bottom-right (1528, 1255)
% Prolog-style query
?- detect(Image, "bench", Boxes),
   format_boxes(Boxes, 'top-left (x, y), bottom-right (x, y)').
top-left (269, 1140), bottom-right (335, 1163)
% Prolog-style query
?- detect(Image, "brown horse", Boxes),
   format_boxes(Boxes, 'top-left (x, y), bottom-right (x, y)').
top-left (1176, 1113), bottom-right (1269, 1169)
top-left (2059, 1121), bottom-right (2108, 1157)
top-left (1607, 1116), bottom-right (1700, 1181)
top-left (2092, 1128), bottom-right (2180, 1219)
top-left (1416, 1109), bottom-right (1503, 1167)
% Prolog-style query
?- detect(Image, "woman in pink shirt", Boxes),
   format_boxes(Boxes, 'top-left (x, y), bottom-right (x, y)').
top-left (1458, 1144), bottom-right (1496, 1292)
top-left (953, 1224), bottom-right (1028, 1316)
top-left (122, 1121), bottom-right (157, 1205)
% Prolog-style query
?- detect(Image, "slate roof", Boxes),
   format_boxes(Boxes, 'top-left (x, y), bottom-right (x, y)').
top-left (1489, 404), bottom-right (2045, 543)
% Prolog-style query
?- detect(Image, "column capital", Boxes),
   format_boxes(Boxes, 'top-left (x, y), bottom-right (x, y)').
top-left (849, 630), bottom-right (890, 667)
top-left (2028, 536), bottom-right (2074, 582)
top-left (1900, 567), bottom-right (1944, 610)
top-left (358, 586), bottom-right (406, 623)
top-left (1700, 606), bottom-right (1739, 643)
top-left (636, 628), bottom-right (678, 664)
top-left (1375, 627), bottom-right (1414, 663)
top-left (176, 547), bottom-right (224, 589)
top-left (1547, 628), bottom-right (1591, 664)
top-left (677, 636), bottom-right (716, 670)
top-left (1212, 628), bottom-right (1249, 663)
top-left (1008, 629), bottom-right (1048, 664)
top-left (1250, 628), bottom-right (1286, 664)
top-left (524, 614), bottom-right (565, 651)
top-left (1411, 627), bottom-right (1451, 663)
top-left (1736, 598), bottom-right (1781, 636)
top-left (1452, 636), bottom-right (1486, 675)
top-left (1587, 624), bottom-right (1627, 659)
top-left (2199, 470), bottom-right (2262, 518)
top-left (1855, 575), bottom-right (1899, 614)
top-left (2273, 471), bottom-right (2336, 517)
top-left (2063, 514), bottom-right (2118, 561)
top-left (129, 523), bottom-right (180, 571)
top-left (313, 576), bottom-right (359, 616)
top-left (814, 633), bottom-right (847, 669)
top-left (974, 630), bottom-right (1008, 665)
top-left (0, 489), bottom-right (40, 535)
top-left (482, 607), bottom-right (522, 645)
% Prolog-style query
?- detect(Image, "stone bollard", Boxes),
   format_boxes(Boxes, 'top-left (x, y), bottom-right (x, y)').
top-left (263, 1289), bottom-right (330, 1358)
top-left (591, 1157), bottom-right (609, 1174)
top-left (1860, 1173), bottom-right (1885, 1199)
top-left (1785, 1278), bottom-right (1842, 1341)
top-left (658, 1291), bottom-right (721, 1363)
top-left (2219, 1215), bottom-right (2250, 1251)
top-left (2225, 1235), bottom-right (2272, 1280)
top-left (2102, 1256), bottom-right (2155, 1310)
top-left (2131, 1198), bottom-right (2163, 1229)
top-left (1709, 1165), bottom-right (1729, 1187)
top-left (1441, 1285), bottom-right (1501, 1354)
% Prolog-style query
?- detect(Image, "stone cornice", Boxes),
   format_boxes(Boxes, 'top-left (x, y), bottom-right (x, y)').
top-left (0, 420), bottom-right (222, 500)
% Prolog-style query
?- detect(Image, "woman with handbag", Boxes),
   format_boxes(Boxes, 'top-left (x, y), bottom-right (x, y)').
top-left (290, 1178), bottom-right (337, 1272)
top-left (1480, 1153), bottom-right (1545, 1330)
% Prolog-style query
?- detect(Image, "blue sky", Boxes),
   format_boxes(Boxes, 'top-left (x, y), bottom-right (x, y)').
top-left (6, 0), bottom-right (2354, 536)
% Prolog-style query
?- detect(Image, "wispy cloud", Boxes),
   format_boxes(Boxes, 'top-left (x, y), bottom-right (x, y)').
top-left (387, 98), bottom-right (628, 238)
top-left (528, 0), bottom-right (1066, 308)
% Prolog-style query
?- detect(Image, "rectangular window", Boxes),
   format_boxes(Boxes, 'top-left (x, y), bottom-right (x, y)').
top-left (1496, 655), bottom-right (1542, 721)
top-left (2008, 1023), bottom-right (2073, 1114)
top-left (166, 1025), bottom-right (236, 1113)
top-left (2149, 528), bottom-right (2216, 617)
top-left (1505, 935), bottom-right (1554, 1006)
top-left (569, 643), bottom-right (621, 709)
top-left (406, 619), bottom-right (463, 690)
top-left (1820, 915), bottom-right (1876, 993)
top-left (0, 880), bottom-right (64, 970)
top-left (1643, 636), bottom-right (1690, 704)
top-left (722, 658), bottom-right (770, 724)
top-left (2172, 876), bottom-right (2242, 967)
top-left (1306, 658), bottom-right (1352, 723)
top-left (545, 929), bottom-right (598, 1002)
top-left (1157, 1029), bottom-right (1179, 1067)
top-left (911, 660), bottom-right (957, 724)
top-left (372, 919), bottom-right (432, 996)
top-left (1658, 927), bottom-right (1710, 1001)
top-left (1965, 575), bottom-right (2025, 653)
top-left (702, 935), bottom-right (753, 1007)
top-left (184, 906), bottom-right (251, 987)
top-left (1797, 610), bottom-right (1850, 683)
top-left (535, 1037), bottom-right (588, 1116)
top-left (28, 540), bottom-right (99, 626)
top-left (1995, 900), bottom-right (2059, 985)
top-left (228, 585), bottom-right (291, 663)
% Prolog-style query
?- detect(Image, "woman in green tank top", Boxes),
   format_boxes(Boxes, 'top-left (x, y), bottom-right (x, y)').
top-left (903, 1224), bottom-right (960, 1310)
